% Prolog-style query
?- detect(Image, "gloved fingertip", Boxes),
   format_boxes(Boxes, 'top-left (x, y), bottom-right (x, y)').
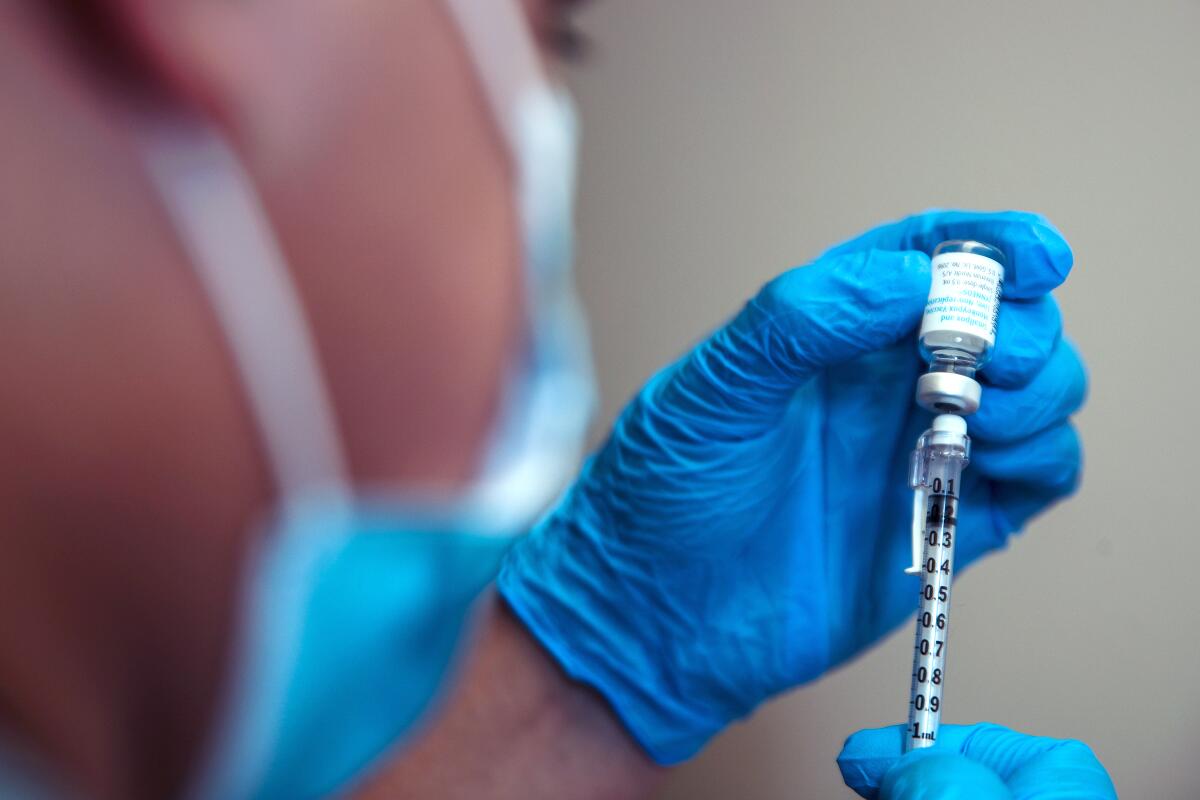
top-left (840, 725), bottom-right (909, 758)
top-left (991, 211), bottom-right (1073, 299)
top-left (880, 752), bottom-right (1013, 800)
top-left (837, 725), bottom-right (909, 797)
top-left (1029, 213), bottom-right (1074, 282)
top-left (824, 209), bottom-right (1075, 299)
top-left (919, 209), bottom-right (1074, 298)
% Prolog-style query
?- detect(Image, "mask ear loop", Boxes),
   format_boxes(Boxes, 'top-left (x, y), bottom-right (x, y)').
top-left (440, 0), bottom-right (596, 534)
top-left (442, 0), bottom-right (547, 155)
top-left (136, 118), bottom-right (351, 501)
top-left (137, 117), bottom-right (357, 800)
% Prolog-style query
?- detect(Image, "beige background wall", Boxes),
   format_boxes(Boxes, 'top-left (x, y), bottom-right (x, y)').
top-left (565, 2), bottom-right (1200, 797)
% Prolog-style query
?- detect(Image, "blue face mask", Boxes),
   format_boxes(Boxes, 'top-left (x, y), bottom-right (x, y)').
top-left (124, 2), bottom-right (594, 797)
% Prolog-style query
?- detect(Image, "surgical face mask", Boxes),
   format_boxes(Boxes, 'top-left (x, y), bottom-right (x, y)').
top-left (116, 1), bottom-right (593, 798)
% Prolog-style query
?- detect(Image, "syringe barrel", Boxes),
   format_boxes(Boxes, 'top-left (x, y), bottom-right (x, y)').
top-left (906, 441), bottom-right (967, 751)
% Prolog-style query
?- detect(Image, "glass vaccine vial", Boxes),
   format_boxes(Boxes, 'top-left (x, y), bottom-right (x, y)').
top-left (915, 241), bottom-right (1007, 415)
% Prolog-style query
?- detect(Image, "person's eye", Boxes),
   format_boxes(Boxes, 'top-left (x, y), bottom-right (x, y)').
top-left (545, 0), bottom-right (592, 63)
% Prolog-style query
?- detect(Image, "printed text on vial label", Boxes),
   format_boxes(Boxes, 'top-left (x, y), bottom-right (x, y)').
top-left (920, 255), bottom-right (1004, 344)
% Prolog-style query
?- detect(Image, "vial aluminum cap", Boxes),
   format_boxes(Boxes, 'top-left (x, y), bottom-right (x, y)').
top-left (916, 372), bottom-right (982, 415)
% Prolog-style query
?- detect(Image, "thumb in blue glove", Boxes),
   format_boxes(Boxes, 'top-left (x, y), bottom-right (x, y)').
top-left (838, 723), bottom-right (1117, 799)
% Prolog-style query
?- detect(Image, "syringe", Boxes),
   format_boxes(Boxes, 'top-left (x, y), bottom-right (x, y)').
top-left (902, 239), bottom-right (1006, 751)
top-left (903, 414), bottom-right (969, 749)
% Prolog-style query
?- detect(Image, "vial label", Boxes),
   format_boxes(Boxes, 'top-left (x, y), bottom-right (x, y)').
top-left (919, 252), bottom-right (1004, 346)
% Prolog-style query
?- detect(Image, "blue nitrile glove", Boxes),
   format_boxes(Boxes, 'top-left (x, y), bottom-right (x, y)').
top-left (838, 723), bottom-right (1116, 799)
top-left (499, 210), bottom-right (1087, 763)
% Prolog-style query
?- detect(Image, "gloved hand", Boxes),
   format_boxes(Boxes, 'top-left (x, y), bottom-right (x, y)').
top-left (838, 722), bottom-right (1116, 799)
top-left (499, 210), bottom-right (1087, 763)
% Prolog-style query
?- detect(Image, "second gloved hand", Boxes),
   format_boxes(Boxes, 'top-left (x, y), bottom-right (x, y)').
top-left (499, 210), bottom-right (1087, 763)
top-left (838, 722), bottom-right (1116, 799)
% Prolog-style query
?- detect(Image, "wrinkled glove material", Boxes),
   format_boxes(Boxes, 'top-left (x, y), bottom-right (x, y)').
top-left (500, 210), bottom-right (1087, 763)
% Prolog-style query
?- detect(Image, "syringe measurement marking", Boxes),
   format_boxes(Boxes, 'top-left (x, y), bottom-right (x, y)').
top-left (908, 486), bottom-right (957, 747)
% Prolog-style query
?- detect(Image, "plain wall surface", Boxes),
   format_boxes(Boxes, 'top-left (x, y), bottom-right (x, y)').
top-left (565, 2), bottom-right (1200, 797)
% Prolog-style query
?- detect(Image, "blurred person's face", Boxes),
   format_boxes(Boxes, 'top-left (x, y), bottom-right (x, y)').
top-left (134, 0), bottom-right (580, 484)
top-left (0, 0), bottom-right (586, 796)
top-left (39, 0), bottom-right (584, 485)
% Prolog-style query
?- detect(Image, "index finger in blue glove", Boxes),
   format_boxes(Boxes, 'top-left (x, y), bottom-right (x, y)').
top-left (822, 210), bottom-right (1073, 300)
top-left (838, 723), bottom-right (1116, 800)
top-left (680, 248), bottom-right (930, 419)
